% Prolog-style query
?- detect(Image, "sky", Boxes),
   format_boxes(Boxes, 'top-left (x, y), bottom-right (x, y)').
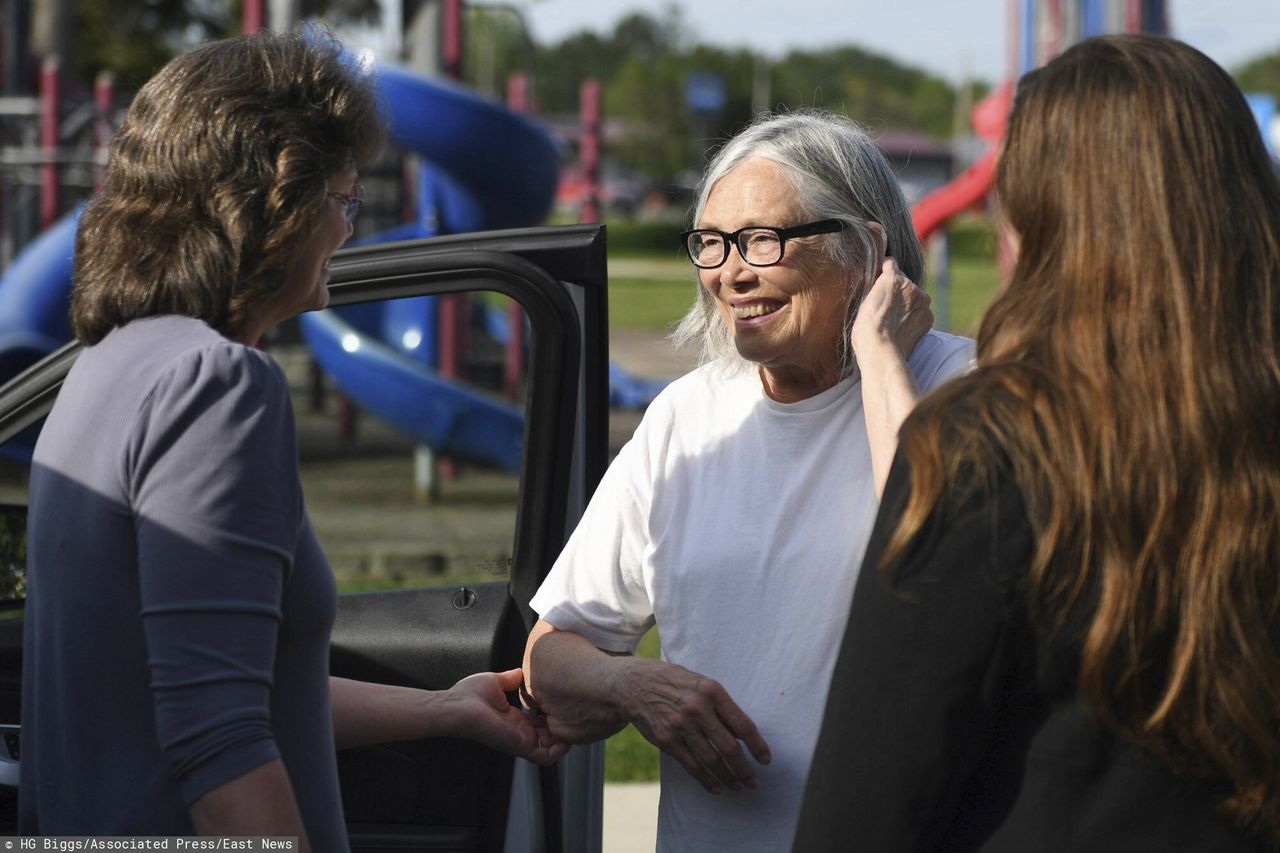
top-left (512, 0), bottom-right (1280, 84)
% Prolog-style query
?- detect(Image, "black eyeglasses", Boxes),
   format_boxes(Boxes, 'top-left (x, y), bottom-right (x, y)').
top-left (680, 219), bottom-right (845, 269)
top-left (327, 185), bottom-right (364, 224)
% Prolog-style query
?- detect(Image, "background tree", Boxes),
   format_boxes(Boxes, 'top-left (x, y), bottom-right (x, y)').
top-left (1235, 51), bottom-right (1280, 99)
top-left (527, 9), bottom-right (972, 182)
top-left (532, 31), bottom-right (620, 113)
top-left (65, 0), bottom-right (378, 91)
top-left (772, 46), bottom-right (956, 137)
top-left (464, 5), bottom-right (537, 99)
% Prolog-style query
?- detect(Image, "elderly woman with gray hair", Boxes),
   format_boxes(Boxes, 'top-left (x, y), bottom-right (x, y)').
top-left (522, 111), bottom-right (974, 852)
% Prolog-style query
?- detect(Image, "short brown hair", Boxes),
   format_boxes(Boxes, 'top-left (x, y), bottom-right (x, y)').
top-left (71, 27), bottom-right (384, 344)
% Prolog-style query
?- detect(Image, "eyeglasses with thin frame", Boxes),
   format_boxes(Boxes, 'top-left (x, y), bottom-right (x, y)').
top-left (680, 219), bottom-right (846, 269)
top-left (327, 185), bottom-right (364, 224)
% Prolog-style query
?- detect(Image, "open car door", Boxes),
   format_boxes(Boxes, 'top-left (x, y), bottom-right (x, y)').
top-left (0, 224), bottom-right (611, 852)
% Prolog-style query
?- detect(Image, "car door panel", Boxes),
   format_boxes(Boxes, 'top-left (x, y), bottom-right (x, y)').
top-left (332, 583), bottom-right (523, 849)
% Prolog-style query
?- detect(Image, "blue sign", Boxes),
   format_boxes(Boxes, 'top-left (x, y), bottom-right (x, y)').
top-left (685, 72), bottom-right (726, 115)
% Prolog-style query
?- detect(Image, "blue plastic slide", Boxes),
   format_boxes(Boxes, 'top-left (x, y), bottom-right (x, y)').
top-left (300, 308), bottom-right (523, 472)
top-left (0, 208), bottom-right (78, 377)
top-left (293, 61), bottom-right (562, 472)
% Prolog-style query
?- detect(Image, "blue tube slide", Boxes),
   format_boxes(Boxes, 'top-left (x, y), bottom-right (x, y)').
top-left (0, 208), bottom-right (78, 361)
top-left (294, 61), bottom-right (563, 469)
top-left (375, 63), bottom-right (560, 235)
top-left (300, 309), bottom-right (523, 472)
top-left (0, 209), bottom-right (81, 459)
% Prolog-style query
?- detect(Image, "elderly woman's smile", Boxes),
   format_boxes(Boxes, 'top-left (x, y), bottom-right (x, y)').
top-left (731, 300), bottom-right (784, 320)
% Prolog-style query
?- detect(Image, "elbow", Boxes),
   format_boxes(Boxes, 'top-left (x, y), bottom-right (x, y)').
top-left (521, 618), bottom-right (559, 708)
top-left (522, 620), bottom-right (631, 743)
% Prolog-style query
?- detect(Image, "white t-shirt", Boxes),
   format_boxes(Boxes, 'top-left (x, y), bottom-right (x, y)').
top-left (532, 329), bottom-right (975, 853)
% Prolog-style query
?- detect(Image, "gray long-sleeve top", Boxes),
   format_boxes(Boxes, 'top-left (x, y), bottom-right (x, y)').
top-left (20, 315), bottom-right (346, 848)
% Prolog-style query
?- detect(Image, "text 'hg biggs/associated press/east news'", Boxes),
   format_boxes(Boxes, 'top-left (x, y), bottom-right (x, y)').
top-left (0, 839), bottom-right (298, 851)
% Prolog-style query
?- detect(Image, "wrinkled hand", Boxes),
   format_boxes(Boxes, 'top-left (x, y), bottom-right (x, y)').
top-left (615, 658), bottom-right (771, 794)
top-left (448, 669), bottom-right (569, 766)
top-left (851, 258), bottom-right (933, 362)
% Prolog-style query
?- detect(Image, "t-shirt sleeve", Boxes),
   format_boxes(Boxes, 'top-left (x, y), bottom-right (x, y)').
top-left (125, 343), bottom-right (302, 806)
top-left (913, 332), bottom-right (977, 392)
top-left (792, 444), bottom-right (1035, 851)
top-left (530, 420), bottom-right (657, 654)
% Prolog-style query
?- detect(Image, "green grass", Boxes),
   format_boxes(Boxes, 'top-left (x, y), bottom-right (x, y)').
top-left (608, 276), bottom-right (696, 331)
top-left (932, 256), bottom-right (1001, 337)
top-left (336, 572), bottom-right (507, 594)
top-left (949, 258), bottom-right (1001, 336)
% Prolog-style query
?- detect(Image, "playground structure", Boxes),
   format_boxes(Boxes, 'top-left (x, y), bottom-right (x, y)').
top-left (2, 0), bottom-right (1279, 469)
top-left (914, 0), bottom-right (1176, 241)
top-left (912, 0), bottom-right (1172, 309)
top-left (913, 0), bottom-right (1277, 311)
top-left (0, 0), bottom-right (636, 476)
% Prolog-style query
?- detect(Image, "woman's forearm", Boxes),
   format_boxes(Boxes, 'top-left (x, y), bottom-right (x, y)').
top-left (330, 676), bottom-right (442, 750)
top-left (524, 619), bottom-right (772, 791)
top-left (849, 257), bottom-right (932, 497)
top-left (859, 343), bottom-right (920, 498)
top-left (330, 672), bottom-right (568, 764)
top-left (188, 759), bottom-right (311, 851)
top-left (522, 620), bottom-right (634, 743)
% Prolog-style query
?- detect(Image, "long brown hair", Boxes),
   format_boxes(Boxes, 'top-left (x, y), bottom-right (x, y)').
top-left (70, 27), bottom-right (383, 344)
top-left (888, 35), bottom-right (1280, 841)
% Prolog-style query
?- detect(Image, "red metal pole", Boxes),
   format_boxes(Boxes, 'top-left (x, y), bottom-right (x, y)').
top-left (1045, 0), bottom-right (1062, 60)
top-left (1007, 0), bottom-right (1019, 82)
top-left (93, 71), bottom-right (114, 191)
top-left (503, 72), bottom-right (531, 400)
top-left (506, 72), bottom-right (530, 113)
top-left (39, 57), bottom-right (60, 229)
top-left (443, 0), bottom-right (464, 81)
top-left (438, 0), bottom-right (468, 378)
top-left (579, 79), bottom-right (601, 225)
top-left (243, 0), bottom-right (265, 34)
top-left (436, 0), bottom-right (467, 478)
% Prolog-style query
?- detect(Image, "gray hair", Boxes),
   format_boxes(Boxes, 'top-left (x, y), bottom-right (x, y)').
top-left (670, 110), bottom-right (923, 374)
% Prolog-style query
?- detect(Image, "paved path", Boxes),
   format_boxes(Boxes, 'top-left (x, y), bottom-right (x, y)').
top-left (610, 327), bottom-right (700, 381)
top-left (607, 329), bottom-right (702, 453)
top-left (608, 257), bottom-right (690, 279)
top-left (604, 783), bottom-right (660, 852)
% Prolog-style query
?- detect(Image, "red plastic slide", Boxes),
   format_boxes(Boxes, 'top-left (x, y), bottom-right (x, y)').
top-left (910, 81), bottom-right (1012, 242)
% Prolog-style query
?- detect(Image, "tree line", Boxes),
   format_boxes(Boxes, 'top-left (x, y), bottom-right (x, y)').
top-left (471, 6), bottom-right (973, 180)
top-left (43, 1), bottom-right (1280, 184)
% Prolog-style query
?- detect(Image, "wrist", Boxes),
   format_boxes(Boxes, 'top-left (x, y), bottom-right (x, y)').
top-left (606, 656), bottom-right (643, 723)
top-left (853, 337), bottom-right (902, 372)
top-left (415, 687), bottom-right (461, 740)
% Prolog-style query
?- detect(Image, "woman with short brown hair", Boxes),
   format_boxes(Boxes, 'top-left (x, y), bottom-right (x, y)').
top-left (23, 29), bottom-right (562, 848)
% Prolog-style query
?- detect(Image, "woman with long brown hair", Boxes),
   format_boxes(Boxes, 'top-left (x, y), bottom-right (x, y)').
top-left (793, 34), bottom-right (1280, 851)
